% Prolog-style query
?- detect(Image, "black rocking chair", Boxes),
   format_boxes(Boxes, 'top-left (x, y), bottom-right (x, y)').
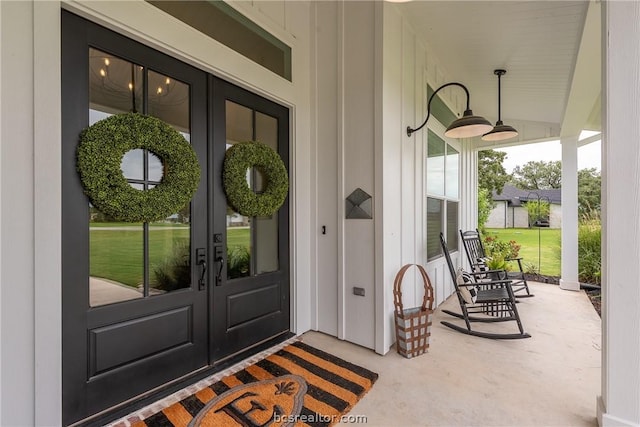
top-left (459, 229), bottom-right (534, 298)
top-left (439, 233), bottom-right (531, 339)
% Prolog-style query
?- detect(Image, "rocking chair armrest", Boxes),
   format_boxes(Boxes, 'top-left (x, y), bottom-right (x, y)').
top-left (467, 269), bottom-right (506, 276)
top-left (505, 257), bottom-right (523, 262)
top-left (473, 279), bottom-right (513, 288)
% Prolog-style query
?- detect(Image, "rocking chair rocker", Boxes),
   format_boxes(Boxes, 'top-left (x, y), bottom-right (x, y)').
top-left (440, 233), bottom-right (531, 339)
top-left (459, 229), bottom-right (534, 298)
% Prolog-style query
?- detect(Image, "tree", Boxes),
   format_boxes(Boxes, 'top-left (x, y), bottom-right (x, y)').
top-left (478, 150), bottom-right (510, 194)
top-left (578, 168), bottom-right (601, 215)
top-left (477, 188), bottom-right (493, 231)
top-left (477, 150), bottom-right (509, 230)
top-left (511, 160), bottom-right (561, 189)
top-left (525, 199), bottom-right (550, 226)
top-left (477, 149), bottom-right (510, 230)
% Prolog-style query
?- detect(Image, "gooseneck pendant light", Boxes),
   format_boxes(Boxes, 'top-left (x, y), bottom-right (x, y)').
top-left (481, 69), bottom-right (519, 141)
top-left (407, 82), bottom-right (493, 138)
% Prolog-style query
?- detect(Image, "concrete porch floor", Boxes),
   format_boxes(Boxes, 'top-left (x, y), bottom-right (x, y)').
top-left (301, 282), bottom-right (601, 427)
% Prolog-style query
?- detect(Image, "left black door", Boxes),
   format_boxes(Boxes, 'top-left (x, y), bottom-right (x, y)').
top-left (62, 12), bottom-right (208, 425)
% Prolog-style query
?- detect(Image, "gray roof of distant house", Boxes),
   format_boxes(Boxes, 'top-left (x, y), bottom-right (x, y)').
top-left (492, 184), bottom-right (561, 205)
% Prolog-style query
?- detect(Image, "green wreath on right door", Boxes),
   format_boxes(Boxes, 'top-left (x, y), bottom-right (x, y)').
top-left (223, 141), bottom-right (289, 217)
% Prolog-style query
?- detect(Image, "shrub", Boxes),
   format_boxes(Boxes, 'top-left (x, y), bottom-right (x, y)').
top-left (477, 188), bottom-right (494, 233)
top-left (152, 240), bottom-right (191, 292)
top-left (523, 261), bottom-right (539, 275)
top-left (483, 236), bottom-right (521, 260)
top-left (228, 245), bottom-right (250, 279)
top-left (578, 210), bottom-right (601, 284)
top-left (525, 199), bottom-right (550, 227)
top-left (483, 235), bottom-right (522, 272)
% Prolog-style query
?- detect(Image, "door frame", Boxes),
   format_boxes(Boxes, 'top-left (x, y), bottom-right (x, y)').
top-left (61, 11), bottom-right (293, 426)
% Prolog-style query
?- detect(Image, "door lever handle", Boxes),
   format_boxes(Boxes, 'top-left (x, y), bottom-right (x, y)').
top-left (196, 248), bottom-right (207, 290)
top-left (215, 256), bottom-right (225, 286)
top-left (198, 259), bottom-right (207, 288)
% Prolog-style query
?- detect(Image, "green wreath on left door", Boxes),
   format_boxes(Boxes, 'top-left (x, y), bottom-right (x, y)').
top-left (76, 113), bottom-right (201, 223)
top-left (223, 141), bottom-right (289, 217)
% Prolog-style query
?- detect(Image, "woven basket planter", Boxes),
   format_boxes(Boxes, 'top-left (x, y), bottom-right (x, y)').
top-left (393, 264), bottom-right (435, 359)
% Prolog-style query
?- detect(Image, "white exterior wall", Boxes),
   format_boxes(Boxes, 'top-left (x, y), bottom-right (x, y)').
top-left (311, 1), bottom-right (376, 349)
top-left (549, 204), bottom-right (562, 229)
top-left (313, 2), bottom-right (469, 355)
top-left (312, 1), bottom-right (340, 339)
top-left (487, 204), bottom-right (560, 229)
top-left (1, 2), bottom-right (62, 424)
top-left (0, 1), bottom-right (313, 424)
top-left (486, 201), bottom-right (508, 228)
top-left (513, 206), bottom-right (529, 228)
top-left (377, 3), bottom-right (466, 354)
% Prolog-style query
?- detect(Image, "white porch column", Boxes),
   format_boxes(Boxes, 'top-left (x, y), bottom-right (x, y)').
top-left (598, 1), bottom-right (640, 426)
top-left (459, 142), bottom-right (478, 270)
top-left (560, 135), bottom-right (580, 291)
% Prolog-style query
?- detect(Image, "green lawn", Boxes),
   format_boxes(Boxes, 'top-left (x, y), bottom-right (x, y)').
top-left (90, 226), bottom-right (250, 286)
top-left (484, 228), bottom-right (561, 276)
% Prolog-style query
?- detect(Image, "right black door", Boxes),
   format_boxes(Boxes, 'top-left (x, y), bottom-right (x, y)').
top-left (210, 78), bottom-right (290, 363)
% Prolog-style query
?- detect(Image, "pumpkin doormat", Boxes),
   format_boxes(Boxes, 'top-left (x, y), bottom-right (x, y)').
top-left (133, 342), bottom-right (378, 427)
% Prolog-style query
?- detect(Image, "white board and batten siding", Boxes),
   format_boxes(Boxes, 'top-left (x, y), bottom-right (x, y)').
top-left (378, 2), bottom-right (475, 354)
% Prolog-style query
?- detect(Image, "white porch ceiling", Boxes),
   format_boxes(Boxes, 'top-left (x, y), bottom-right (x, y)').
top-left (398, 0), bottom-right (600, 147)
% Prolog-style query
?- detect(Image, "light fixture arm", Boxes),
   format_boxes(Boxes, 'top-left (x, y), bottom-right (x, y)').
top-left (407, 82), bottom-right (471, 137)
top-left (495, 69), bottom-right (505, 124)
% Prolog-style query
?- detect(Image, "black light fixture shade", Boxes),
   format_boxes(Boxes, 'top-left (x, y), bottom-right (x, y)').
top-left (482, 69), bottom-right (519, 141)
top-left (445, 109), bottom-right (494, 139)
top-left (482, 121), bottom-right (518, 141)
top-left (407, 82), bottom-right (492, 138)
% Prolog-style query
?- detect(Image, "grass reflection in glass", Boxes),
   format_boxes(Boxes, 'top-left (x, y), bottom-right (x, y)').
top-left (90, 224), bottom-right (250, 287)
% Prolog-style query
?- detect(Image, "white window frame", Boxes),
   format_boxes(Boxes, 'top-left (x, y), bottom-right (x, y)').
top-left (425, 118), bottom-right (461, 262)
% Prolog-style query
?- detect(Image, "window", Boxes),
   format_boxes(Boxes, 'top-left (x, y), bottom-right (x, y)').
top-left (426, 129), bottom-right (459, 260)
top-left (147, 1), bottom-right (292, 81)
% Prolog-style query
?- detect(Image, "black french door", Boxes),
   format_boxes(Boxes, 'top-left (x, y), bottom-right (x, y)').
top-left (62, 11), bottom-right (289, 426)
top-left (210, 78), bottom-right (290, 363)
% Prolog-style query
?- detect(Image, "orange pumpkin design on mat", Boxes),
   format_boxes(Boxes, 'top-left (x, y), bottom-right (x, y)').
top-left (188, 374), bottom-right (307, 427)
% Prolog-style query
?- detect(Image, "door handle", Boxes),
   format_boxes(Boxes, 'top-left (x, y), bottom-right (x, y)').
top-left (196, 248), bottom-right (206, 290)
top-left (214, 246), bottom-right (225, 286)
top-left (215, 256), bottom-right (225, 286)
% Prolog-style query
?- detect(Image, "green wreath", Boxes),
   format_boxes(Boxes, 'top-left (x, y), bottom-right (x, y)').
top-left (223, 141), bottom-right (289, 217)
top-left (77, 113), bottom-right (201, 223)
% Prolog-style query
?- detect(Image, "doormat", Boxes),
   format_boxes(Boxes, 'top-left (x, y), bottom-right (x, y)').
top-left (133, 341), bottom-right (378, 427)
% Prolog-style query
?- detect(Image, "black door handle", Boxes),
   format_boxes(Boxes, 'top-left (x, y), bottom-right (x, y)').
top-left (214, 245), bottom-right (225, 286)
top-left (215, 256), bottom-right (225, 286)
top-left (198, 260), bottom-right (207, 288)
top-left (196, 248), bottom-right (206, 290)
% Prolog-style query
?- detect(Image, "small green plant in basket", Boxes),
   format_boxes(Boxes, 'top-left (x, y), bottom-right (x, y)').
top-left (486, 255), bottom-right (507, 271)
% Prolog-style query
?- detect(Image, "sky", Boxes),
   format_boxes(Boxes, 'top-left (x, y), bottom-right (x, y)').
top-left (496, 133), bottom-right (602, 174)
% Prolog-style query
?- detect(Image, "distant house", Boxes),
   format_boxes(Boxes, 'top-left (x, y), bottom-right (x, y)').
top-left (485, 184), bottom-right (562, 229)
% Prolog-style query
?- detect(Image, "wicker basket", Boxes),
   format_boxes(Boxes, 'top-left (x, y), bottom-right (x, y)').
top-left (393, 264), bottom-right (435, 359)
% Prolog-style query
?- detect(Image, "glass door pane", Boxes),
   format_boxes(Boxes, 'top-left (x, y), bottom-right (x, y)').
top-left (88, 49), bottom-right (193, 306)
top-left (89, 48), bottom-right (144, 306)
top-left (148, 70), bottom-right (192, 295)
top-left (254, 112), bottom-right (279, 274)
top-left (224, 102), bottom-right (280, 279)
top-left (225, 101), bottom-right (252, 279)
